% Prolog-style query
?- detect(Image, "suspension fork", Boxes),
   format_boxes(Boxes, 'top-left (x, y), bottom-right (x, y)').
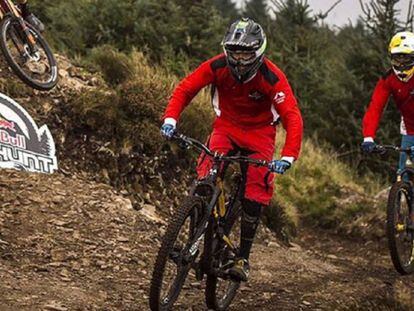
top-left (5, 0), bottom-right (37, 51)
top-left (17, 17), bottom-right (37, 52)
top-left (183, 183), bottom-right (221, 260)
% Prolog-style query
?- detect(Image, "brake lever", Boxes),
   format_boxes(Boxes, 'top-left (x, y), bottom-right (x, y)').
top-left (178, 140), bottom-right (190, 150)
top-left (373, 145), bottom-right (387, 155)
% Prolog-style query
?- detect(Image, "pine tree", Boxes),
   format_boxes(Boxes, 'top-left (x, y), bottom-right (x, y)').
top-left (244, 0), bottom-right (269, 23)
top-left (39, 131), bottom-right (51, 156)
top-left (165, 0), bottom-right (227, 71)
top-left (212, 0), bottom-right (239, 20)
top-left (272, 0), bottom-right (315, 30)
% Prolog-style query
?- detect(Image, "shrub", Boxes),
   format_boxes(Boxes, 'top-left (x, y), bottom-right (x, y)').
top-left (88, 46), bottom-right (135, 86)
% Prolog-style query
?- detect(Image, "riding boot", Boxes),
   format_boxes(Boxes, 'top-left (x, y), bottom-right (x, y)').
top-left (229, 199), bottom-right (263, 281)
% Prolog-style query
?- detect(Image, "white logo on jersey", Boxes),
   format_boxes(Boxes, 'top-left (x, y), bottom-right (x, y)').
top-left (274, 92), bottom-right (286, 104)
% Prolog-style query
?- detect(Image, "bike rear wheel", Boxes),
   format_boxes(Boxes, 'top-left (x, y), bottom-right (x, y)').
top-left (149, 196), bottom-right (204, 311)
top-left (387, 181), bottom-right (414, 275)
top-left (0, 16), bottom-right (58, 90)
top-left (205, 202), bottom-right (242, 310)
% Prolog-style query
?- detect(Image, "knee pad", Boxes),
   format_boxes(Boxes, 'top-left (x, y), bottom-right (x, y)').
top-left (241, 199), bottom-right (263, 228)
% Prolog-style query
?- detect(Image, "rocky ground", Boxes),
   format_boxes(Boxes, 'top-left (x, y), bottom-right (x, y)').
top-left (1, 170), bottom-right (414, 311)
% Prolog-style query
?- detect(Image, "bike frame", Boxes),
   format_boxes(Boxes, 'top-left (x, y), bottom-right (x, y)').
top-left (397, 167), bottom-right (414, 182)
top-left (175, 133), bottom-right (265, 266)
top-left (184, 160), bottom-right (237, 264)
top-left (376, 145), bottom-right (414, 183)
top-left (374, 145), bottom-right (414, 232)
top-left (0, 0), bottom-right (20, 19)
top-left (0, 0), bottom-right (36, 47)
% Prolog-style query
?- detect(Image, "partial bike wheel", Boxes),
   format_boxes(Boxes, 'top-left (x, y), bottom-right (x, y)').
top-left (0, 16), bottom-right (58, 90)
top-left (387, 181), bottom-right (414, 275)
top-left (149, 196), bottom-right (204, 311)
top-left (205, 201), bottom-right (242, 311)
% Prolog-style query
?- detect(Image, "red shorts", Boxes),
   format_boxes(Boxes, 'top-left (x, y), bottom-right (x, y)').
top-left (196, 119), bottom-right (276, 205)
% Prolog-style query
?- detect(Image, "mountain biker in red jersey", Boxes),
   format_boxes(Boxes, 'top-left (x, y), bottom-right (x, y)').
top-left (362, 32), bottom-right (414, 174)
top-left (16, 0), bottom-right (44, 32)
top-left (160, 18), bottom-right (303, 282)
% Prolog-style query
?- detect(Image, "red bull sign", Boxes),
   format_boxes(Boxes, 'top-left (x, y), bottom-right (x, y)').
top-left (0, 93), bottom-right (58, 173)
top-left (0, 119), bottom-right (16, 132)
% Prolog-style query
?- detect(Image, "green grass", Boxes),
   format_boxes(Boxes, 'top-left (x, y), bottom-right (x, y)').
top-left (267, 131), bottom-right (383, 237)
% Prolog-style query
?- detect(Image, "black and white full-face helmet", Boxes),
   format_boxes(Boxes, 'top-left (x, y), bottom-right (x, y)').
top-left (222, 18), bottom-right (267, 83)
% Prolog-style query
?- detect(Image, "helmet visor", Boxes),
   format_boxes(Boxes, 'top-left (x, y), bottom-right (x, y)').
top-left (228, 50), bottom-right (256, 65)
top-left (391, 54), bottom-right (414, 71)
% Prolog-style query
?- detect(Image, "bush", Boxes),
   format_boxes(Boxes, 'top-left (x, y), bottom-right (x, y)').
top-left (31, 0), bottom-right (227, 74)
top-left (271, 130), bottom-right (382, 232)
top-left (88, 46), bottom-right (135, 86)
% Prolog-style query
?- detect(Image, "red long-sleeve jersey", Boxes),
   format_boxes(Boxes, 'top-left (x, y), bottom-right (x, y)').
top-left (363, 70), bottom-right (414, 138)
top-left (163, 54), bottom-right (303, 159)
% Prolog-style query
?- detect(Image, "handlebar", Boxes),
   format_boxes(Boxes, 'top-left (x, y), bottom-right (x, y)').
top-left (172, 133), bottom-right (269, 167)
top-left (373, 145), bottom-right (412, 154)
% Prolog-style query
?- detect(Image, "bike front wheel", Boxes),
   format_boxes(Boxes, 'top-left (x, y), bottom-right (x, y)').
top-left (149, 196), bottom-right (204, 311)
top-left (205, 202), bottom-right (242, 310)
top-left (0, 16), bottom-right (58, 90)
top-left (387, 181), bottom-right (414, 275)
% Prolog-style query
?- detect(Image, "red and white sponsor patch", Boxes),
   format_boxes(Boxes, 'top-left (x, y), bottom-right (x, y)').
top-left (274, 92), bottom-right (286, 104)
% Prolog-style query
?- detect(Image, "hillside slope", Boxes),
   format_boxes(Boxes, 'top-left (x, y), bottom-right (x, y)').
top-left (0, 54), bottom-right (411, 310)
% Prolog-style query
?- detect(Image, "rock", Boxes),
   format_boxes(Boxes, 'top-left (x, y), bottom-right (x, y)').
top-left (114, 197), bottom-right (133, 211)
top-left (44, 303), bottom-right (68, 311)
top-left (50, 220), bottom-right (69, 227)
top-left (117, 236), bottom-right (129, 242)
top-left (267, 241), bottom-right (280, 248)
top-left (144, 193), bottom-right (151, 203)
top-left (138, 204), bottom-right (166, 224)
top-left (289, 243), bottom-right (302, 252)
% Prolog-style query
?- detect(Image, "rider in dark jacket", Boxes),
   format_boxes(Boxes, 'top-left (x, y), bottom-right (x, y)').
top-left (16, 0), bottom-right (44, 32)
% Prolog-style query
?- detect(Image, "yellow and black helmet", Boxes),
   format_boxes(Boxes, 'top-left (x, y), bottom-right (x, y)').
top-left (389, 31), bottom-right (414, 82)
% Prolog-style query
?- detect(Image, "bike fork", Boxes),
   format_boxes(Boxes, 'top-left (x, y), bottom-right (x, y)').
top-left (16, 17), bottom-right (38, 54)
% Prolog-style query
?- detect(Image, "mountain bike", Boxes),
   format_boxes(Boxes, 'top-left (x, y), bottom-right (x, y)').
top-left (0, 0), bottom-right (58, 90)
top-left (149, 133), bottom-right (271, 311)
top-left (372, 145), bottom-right (414, 275)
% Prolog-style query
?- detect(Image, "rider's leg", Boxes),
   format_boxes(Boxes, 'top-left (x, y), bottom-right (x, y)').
top-left (228, 124), bottom-right (275, 281)
top-left (16, 1), bottom-right (45, 32)
top-left (16, 0), bottom-right (29, 18)
top-left (229, 159), bottom-right (273, 281)
top-left (229, 199), bottom-right (263, 282)
top-left (398, 134), bottom-right (414, 182)
top-left (239, 199), bottom-right (263, 260)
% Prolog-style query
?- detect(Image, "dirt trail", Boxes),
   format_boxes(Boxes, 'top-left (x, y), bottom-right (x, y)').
top-left (1, 170), bottom-right (414, 310)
